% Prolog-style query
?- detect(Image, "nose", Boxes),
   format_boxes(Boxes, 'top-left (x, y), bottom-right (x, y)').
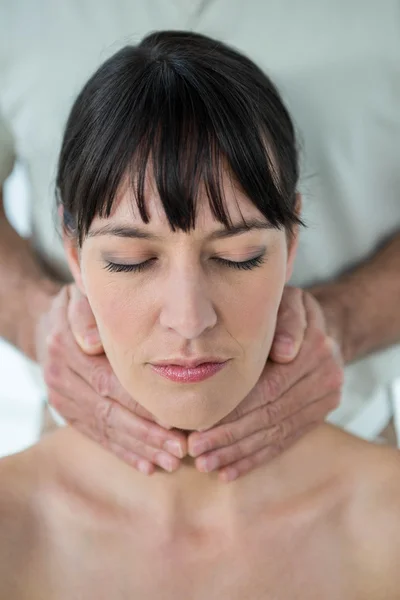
top-left (159, 265), bottom-right (217, 339)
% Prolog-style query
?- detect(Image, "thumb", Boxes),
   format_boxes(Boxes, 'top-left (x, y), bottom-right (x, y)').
top-left (67, 284), bottom-right (104, 355)
top-left (269, 287), bottom-right (307, 363)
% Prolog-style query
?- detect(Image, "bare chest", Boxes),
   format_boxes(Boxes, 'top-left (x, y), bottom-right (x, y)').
top-left (25, 514), bottom-right (356, 600)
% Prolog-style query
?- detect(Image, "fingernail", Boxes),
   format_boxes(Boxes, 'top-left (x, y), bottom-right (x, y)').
top-left (189, 440), bottom-right (210, 458)
top-left (84, 330), bottom-right (101, 348)
top-left (273, 334), bottom-right (295, 357)
top-left (137, 460), bottom-right (152, 475)
top-left (219, 467), bottom-right (238, 482)
top-left (197, 455), bottom-right (219, 473)
top-left (157, 453), bottom-right (176, 472)
top-left (164, 440), bottom-right (184, 458)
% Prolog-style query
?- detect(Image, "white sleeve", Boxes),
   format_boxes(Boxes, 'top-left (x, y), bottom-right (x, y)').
top-left (0, 112), bottom-right (15, 187)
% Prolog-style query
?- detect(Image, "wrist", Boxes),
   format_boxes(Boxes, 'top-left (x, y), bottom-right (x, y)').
top-left (17, 278), bottom-right (62, 362)
top-left (308, 283), bottom-right (351, 364)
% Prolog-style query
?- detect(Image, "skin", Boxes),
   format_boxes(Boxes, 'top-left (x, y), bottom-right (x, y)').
top-left (2, 418), bottom-right (400, 598)
top-left (65, 175), bottom-right (297, 432)
top-left (1, 175), bottom-right (399, 478)
top-left (1, 181), bottom-right (400, 598)
top-left (0, 183), bottom-right (342, 476)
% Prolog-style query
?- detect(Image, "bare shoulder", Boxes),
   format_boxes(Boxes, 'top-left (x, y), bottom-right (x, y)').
top-left (0, 444), bottom-right (49, 599)
top-left (0, 446), bottom-right (38, 537)
top-left (340, 435), bottom-right (400, 599)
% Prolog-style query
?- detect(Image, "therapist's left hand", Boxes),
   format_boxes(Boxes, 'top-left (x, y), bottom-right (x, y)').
top-left (188, 287), bottom-right (344, 481)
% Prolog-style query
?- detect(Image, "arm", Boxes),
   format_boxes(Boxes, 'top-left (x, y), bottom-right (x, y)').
top-left (0, 187), bottom-right (61, 360)
top-left (309, 231), bottom-right (400, 364)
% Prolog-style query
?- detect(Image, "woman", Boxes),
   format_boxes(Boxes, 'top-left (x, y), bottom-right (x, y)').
top-left (1, 31), bottom-right (400, 599)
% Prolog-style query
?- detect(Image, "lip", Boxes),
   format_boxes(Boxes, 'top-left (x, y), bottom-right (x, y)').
top-left (149, 360), bottom-right (229, 383)
top-left (152, 357), bottom-right (228, 368)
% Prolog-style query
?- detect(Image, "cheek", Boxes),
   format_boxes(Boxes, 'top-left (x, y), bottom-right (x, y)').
top-left (81, 267), bottom-right (151, 353)
top-left (227, 254), bottom-right (287, 352)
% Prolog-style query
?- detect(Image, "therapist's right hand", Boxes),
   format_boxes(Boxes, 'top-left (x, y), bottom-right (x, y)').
top-left (35, 284), bottom-right (187, 475)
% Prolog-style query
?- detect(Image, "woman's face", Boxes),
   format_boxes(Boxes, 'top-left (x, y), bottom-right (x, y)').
top-left (66, 176), bottom-right (298, 430)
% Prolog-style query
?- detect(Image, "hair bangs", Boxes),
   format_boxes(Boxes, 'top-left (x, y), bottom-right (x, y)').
top-left (56, 31), bottom-right (302, 245)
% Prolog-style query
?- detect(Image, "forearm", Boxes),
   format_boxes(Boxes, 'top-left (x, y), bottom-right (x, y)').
top-left (0, 192), bottom-right (62, 361)
top-left (308, 232), bottom-right (400, 365)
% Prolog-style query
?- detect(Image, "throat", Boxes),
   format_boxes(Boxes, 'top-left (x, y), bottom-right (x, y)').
top-left (136, 456), bottom-right (240, 530)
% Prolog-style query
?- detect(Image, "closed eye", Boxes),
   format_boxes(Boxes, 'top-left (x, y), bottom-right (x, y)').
top-left (212, 255), bottom-right (266, 270)
top-left (104, 254), bottom-right (266, 274)
top-left (104, 259), bottom-right (155, 273)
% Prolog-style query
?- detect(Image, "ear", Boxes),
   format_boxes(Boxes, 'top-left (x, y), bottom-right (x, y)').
top-left (59, 207), bottom-right (86, 296)
top-left (285, 192), bottom-right (302, 283)
top-left (63, 234), bottom-right (86, 295)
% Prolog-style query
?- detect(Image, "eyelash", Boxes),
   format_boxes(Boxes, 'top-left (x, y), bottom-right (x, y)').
top-left (104, 254), bottom-right (266, 274)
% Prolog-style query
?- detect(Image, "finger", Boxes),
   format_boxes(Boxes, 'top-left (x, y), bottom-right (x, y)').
top-left (47, 373), bottom-right (100, 430)
top-left (217, 421), bottom-right (317, 482)
top-left (68, 284), bottom-right (104, 355)
top-left (104, 431), bottom-right (181, 472)
top-left (269, 287), bottom-right (306, 362)
top-left (70, 418), bottom-right (165, 476)
top-left (224, 324), bottom-right (338, 420)
top-left (189, 354), bottom-right (342, 457)
top-left (49, 316), bottom-right (177, 430)
top-left (222, 291), bottom-right (329, 422)
top-left (50, 285), bottom-right (71, 313)
top-left (103, 442), bottom-right (156, 476)
top-left (48, 369), bottom-right (186, 461)
top-left (192, 390), bottom-right (338, 469)
top-left (195, 427), bottom-right (273, 472)
top-left (59, 325), bottom-right (155, 416)
top-left (103, 401), bottom-right (187, 459)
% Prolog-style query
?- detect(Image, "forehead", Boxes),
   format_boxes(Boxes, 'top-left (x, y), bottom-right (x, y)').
top-left (97, 171), bottom-right (267, 233)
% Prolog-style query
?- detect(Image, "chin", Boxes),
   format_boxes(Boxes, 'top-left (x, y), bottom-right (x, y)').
top-left (147, 394), bottom-right (230, 432)
top-left (153, 411), bottom-right (220, 432)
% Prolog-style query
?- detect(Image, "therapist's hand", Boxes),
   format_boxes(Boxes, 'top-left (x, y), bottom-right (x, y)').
top-left (188, 287), bottom-right (344, 481)
top-left (36, 284), bottom-right (187, 475)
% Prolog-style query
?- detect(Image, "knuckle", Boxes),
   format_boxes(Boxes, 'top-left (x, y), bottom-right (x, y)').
top-left (264, 371), bottom-right (283, 400)
top-left (141, 424), bottom-right (161, 448)
top-left (258, 427), bottom-right (272, 448)
top-left (267, 422), bottom-right (283, 444)
top-left (277, 419), bottom-right (293, 440)
top-left (276, 419), bottom-right (291, 441)
top-left (313, 329), bottom-right (328, 356)
top-left (262, 401), bottom-right (282, 426)
top-left (91, 365), bottom-right (110, 397)
top-left (222, 426), bottom-right (238, 447)
top-left (46, 329), bottom-right (65, 356)
top-left (94, 398), bottom-right (113, 440)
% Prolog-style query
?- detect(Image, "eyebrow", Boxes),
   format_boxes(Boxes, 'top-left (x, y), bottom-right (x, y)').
top-left (88, 219), bottom-right (274, 241)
